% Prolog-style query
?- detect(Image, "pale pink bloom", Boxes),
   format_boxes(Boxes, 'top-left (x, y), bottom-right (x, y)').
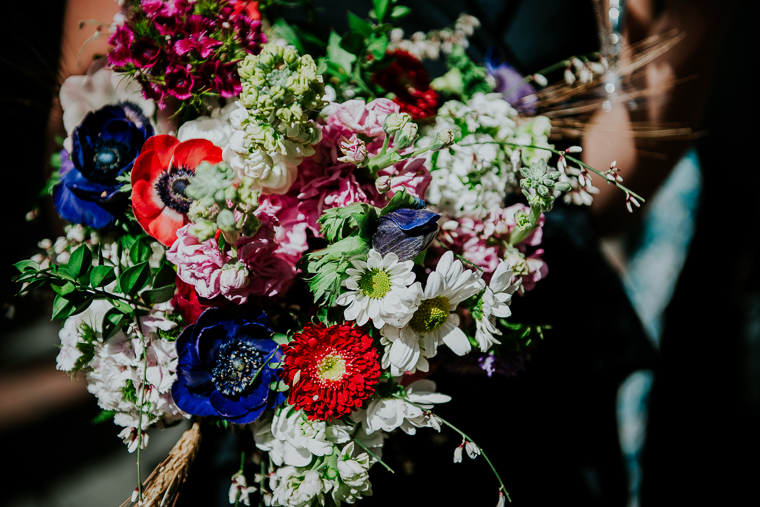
top-left (328, 98), bottom-right (399, 137)
top-left (377, 157), bottom-right (431, 201)
top-left (234, 214), bottom-right (296, 298)
top-left (337, 134), bottom-right (368, 165)
top-left (258, 194), bottom-right (310, 266)
top-left (167, 225), bottom-right (225, 299)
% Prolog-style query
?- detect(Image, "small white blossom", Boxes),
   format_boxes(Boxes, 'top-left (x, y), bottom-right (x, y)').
top-left (229, 472), bottom-right (257, 506)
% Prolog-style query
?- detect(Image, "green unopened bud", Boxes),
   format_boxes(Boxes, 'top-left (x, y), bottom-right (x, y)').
top-left (383, 113), bottom-right (411, 134)
top-left (188, 219), bottom-right (216, 242)
top-left (217, 209), bottom-right (237, 232)
top-left (514, 210), bottom-right (531, 230)
top-left (394, 122), bottom-right (419, 150)
top-left (242, 214), bottom-right (262, 237)
top-left (429, 129), bottom-right (455, 151)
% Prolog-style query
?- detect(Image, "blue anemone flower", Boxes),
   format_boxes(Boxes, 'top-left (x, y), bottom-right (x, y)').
top-left (171, 307), bottom-right (284, 424)
top-left (54, 102), bottom-right (153, 229)
top-left (372, 208), bottom-right (441, 262)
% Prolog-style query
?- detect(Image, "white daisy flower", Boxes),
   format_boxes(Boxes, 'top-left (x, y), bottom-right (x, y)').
top-left (475, 260), bottom-right (521, 352)
top-left (382, 251), bottom-right (484, 372)
top-left (336, 249), bottom-right (421, 329)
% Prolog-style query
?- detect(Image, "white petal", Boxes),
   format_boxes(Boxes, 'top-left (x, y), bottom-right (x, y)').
top-left (441, 325), bottom-right (471, 356)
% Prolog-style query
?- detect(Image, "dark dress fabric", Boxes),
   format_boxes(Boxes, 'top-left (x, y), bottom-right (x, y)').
top-left (640, 1), bottom-right (760, 504)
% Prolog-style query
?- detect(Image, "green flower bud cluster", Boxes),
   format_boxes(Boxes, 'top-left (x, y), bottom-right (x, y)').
top-left (520, 159), bottom-right (571, 212)
top-left (185, 162), bottom-right (261, 244)
top-left (429, 129), bottom-right (456, 151)
top-left (238, 44), bottom-right (326, 155)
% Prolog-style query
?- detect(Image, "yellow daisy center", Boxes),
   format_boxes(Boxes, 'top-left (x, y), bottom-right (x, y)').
top-left (358, 268), bottom-right (392, 299)
top-left (410, 296), bottom-right (450, 334)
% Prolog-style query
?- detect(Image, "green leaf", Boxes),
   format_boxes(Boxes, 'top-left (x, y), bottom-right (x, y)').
top-left (293, 25), bottom-right (326, 50)
top-left (52, 294), bottom-right (76, 320)
top-left (272, 333), bottom-right (290, 345)
top-left (90, 265), bottom-right (116, 288)
top-left (152, 262), bottom-right (176, 289)
top-left (272, 18), bottom-right (304, 53)
top-left (305, 236), bottom-right (370, 306)
top-left (269, 380), bottom-right (289, 392)
top-left (91, 410), bottom-right (116, 425)
top-left (109, 298), bottom-right (135, 315)
top-left (339, 31), bottom-right (365, 56)
top-left (51, 281), bottom-right (76, 296)
top-left (140, 285), bottom-right (175, 305)
top-left (327, 30), bottom-right (356, 76)
top-left (118, 261), bottom-right (150, 296)
top-left (380, 188), bottom-right (419, 215)
top-left (373, 0), bottom-right (391, 22)
top-left (102, 308), bottom-right (130, 340)
top-left (16, 278), bottom-right (46, 294)
top-left (348, 11), bottom-right (373, 37)
top-left (129, 239), bottom-right (152, 265)
top-left (14, 260), bottom-right (40, 273)
top-left (390, 5), bottom-right (411, 19)
top-left (366, 33), bottom-right (389, 61)
top-left (68, 245), bottom-right (92, 279)
top-left (318, 203), bottom-right (378, 243)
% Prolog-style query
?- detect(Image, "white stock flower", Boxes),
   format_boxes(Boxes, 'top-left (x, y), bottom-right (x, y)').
top-left (336, 249), bottom-right (420, 329)
top-left (253, 408), bottom-right (351, 467)
top-left (178, 117), bottom-right (236, 149)
top-left (363, 380), bottom-right (451, 435)
top-left (382, 251), bottom-right (484, 372)
top-left (331, 441), bottom-right (372, 504)
top-left (271, 467), bottom-right (330, 507)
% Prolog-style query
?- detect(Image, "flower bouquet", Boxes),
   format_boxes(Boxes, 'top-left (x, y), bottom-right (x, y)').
top-left (12, 1), bottom-right (647, 505)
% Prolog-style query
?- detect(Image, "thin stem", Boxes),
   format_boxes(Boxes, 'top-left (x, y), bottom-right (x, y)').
top-left (459, 141), bottom-right (645, 202)
top-left (234, 452), bottom-right (246, 507)
top-left (393, 395), bottom-right (510, 502)
top-left (134, 315), bottom-right (149, 502)
top-left (380, 131), bottom-right (391, 155)
top-left (509, 205), bottom-right (541, 246)
top-left (353, 439), bottom-right (395, 474)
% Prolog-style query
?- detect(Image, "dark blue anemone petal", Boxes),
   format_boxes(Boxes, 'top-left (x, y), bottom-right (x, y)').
top-left (239, 377), bottom-right (272, 410)
top-left (172, 377), bottom-right (216, 416)
top-left (225, 403), bottom-right (267, 425)
top-left (210, 390), bottom-right (249, 418)
top-left (384, 208), bottom-right (441, 233)
top-left (53, 180), bottom-right (116, 229)
top-left (372, 208), bottom-right (441, 262)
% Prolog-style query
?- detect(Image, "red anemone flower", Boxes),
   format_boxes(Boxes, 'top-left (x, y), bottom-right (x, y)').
top-left (131, 135), bottom-right (223, 246)
top-left (280, 323), bottom-right (381, 421)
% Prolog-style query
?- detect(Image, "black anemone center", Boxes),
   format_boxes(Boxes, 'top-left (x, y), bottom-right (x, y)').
top-left (155, 166), bottom-right (194, 213)
top-left (211, 340), bottom-right (267, 397)
top-left (87, 138), bottom-right (134, 182)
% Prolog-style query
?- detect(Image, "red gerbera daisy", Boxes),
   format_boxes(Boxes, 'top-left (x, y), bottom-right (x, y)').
top-left (281, 323), bottom-right (381, 421)
top-left (131, 135), bottom-right (223, 246)
top-left (372, 49), bottom-right (439, 120)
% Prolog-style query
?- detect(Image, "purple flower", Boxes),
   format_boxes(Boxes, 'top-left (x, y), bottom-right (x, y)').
top-left (130, 38), bottom-right (161, 68)
top-left (173, 15), bottom-right (222, 58)
top-left (107, 25), bottom-right (134, 67)
top-left (485, 47), bottom-right (537, 115)
top-left (171, 307), bottom-right (285, 424)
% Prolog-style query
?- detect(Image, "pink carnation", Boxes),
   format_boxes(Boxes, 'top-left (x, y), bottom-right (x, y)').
top-left (327, 98), bottom-right (399, 138)
top-left (166, 225), bottom-right (225, 299)
top-left (167, 213), bottom-right (297, 303)
top-left (258, 193), bottom-right (309, 266)
top-left (234, 214), bottom-right (296, 297)
top-left (377, 157), bottom-right (431, 201)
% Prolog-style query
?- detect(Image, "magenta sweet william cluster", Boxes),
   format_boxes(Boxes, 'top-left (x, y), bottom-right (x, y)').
top-left (108, 0), bottom-right (266, 108)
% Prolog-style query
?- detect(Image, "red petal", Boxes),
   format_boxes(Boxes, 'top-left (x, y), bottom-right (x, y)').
top-left (148, 207), bottom-right (188, 246)
top-left (141, 135), bottom-right (179, 169)
top-left (132, 180), bottom-right (163, 219)
top-left (173, 139), bottom-right (223, 169)
top-left (132, 150), bottom-right (168, 186)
